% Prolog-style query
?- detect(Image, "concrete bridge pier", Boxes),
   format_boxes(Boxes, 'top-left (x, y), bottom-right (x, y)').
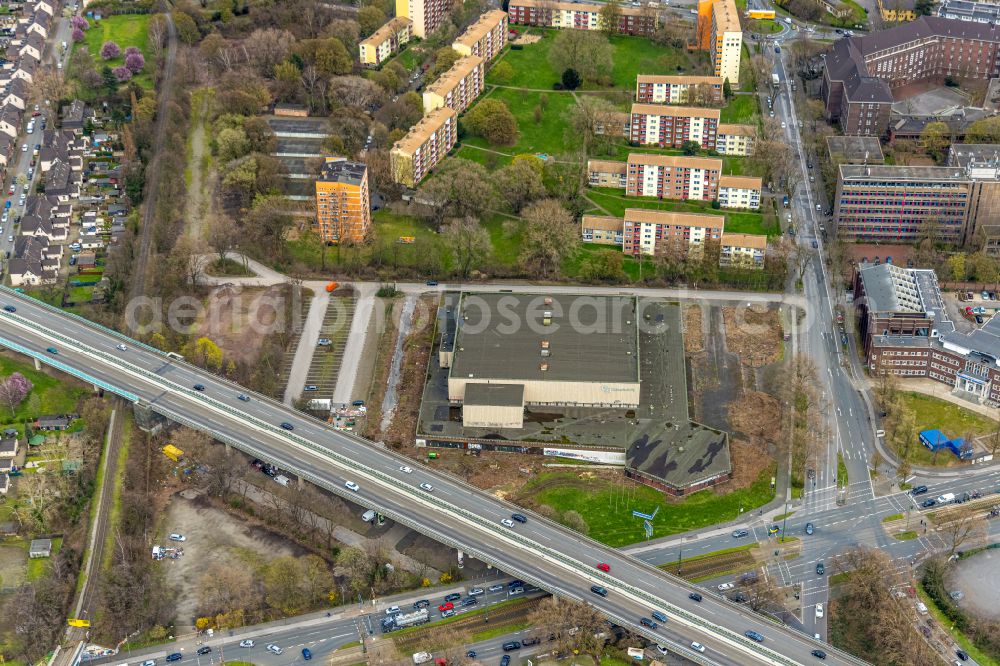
top-left (132, 401), bottom-right (165, 434)
top-left (33, 356), bottom-right (41, 371)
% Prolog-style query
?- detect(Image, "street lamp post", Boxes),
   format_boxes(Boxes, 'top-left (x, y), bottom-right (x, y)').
top-left (781, 501), bottom-right (790, 539)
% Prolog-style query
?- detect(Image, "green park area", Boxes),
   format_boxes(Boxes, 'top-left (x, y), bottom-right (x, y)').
top-left (80, 14), bottom-right (153, 89)
top-left (287, 211), bottom-right (657, 281)
top-left (516, 465), bottom-right (776, 547)
top-left (488, 28), bottom-right (713, 91)
top-left (462, 87), bottom-right (582, 157)
top-left (895, 392), bottom-right (997, 466)
top-left (720, 94), bottom-right (760, 124)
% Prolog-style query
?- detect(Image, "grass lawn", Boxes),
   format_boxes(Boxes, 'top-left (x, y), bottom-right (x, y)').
top-left (837, 452), bottom-right (848, 487)
top-left (606, 34), bottom-right (712, 89)
top-left (518, 464), bottom-right (775, 547)
top-left (486, 29), bottom-right (710, 91)
top-left (80, 15), bottom-right (153, 90)
top-left (585, 187), bottom-right (776, 237)
top-left (882, 513), bottom-right (903, 523)
top-left (287, 210), bottom-right (521, 273)
top-left (391, 43), bottom-right (422, 73)
top-left (899, 391), bottom-right (997, 439)
top-left (0, 354), bottom-right (89, 424)
top-left (720, 94), bottom-right (759, 124)
top-left (67, 285), bottom-right (93, 304)
top-left (893, 530), bottom-right (918, 540)
top-left (471, 621), bottom-right (529, 642)
top-left (463, 87), bottom-right (582, 158)
top-left (102, 414), bottom-right (132, 570)
top-left (748, 19), bottom-right (782, 33)
top-left (453, 144), bottom-right (513, 170)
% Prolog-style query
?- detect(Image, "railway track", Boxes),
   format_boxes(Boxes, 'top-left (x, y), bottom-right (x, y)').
top-left (391, 598), bottom-right (540, 652)
top-left (60, 403), bottom-right (125, 649)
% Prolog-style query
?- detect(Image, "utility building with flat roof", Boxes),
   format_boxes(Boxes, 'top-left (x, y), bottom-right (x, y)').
top-left (447, 292), bottom-right (641, 414)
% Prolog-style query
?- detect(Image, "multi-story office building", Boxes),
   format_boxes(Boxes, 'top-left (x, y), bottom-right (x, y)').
top-left (635, 75), bottom-right (724, 105)
top-left (625, 154), bottom-right (722, 201)
top-left (358, 17), bottom-right (412, 67)
top-left (586, 160), bottom-right (627, 188)
top-left (396, 0), bottom-right (451, 37)
top-left (835, 153), bottom-right (1000, 248)
top-left (453, 10), bottom-right (508, 62)
top-left (390, 107), bottom-right (457, 187)
top-left (422, 55), bottom-right (485, 114)
top-left (629, 104), bottom-right (720, 149)
top-left (710, 0), bottom-right (742, 85)
top-left (314, 158), bottom-right (371, 244)
top-left (580, 215), bottom-right (624, 245)
top-left (822, 18), bottom-right (1000, 136)
top-left (716, 123), bottom-right (756, 155)
top-left (720, 232), bottom-right (766, 268)
top-left (507, 0), bottom-right (657, 35)
top-left (622, 209), bottom-right (724, 256)
top-left (718, 175), bottom-right (762, 210)
top-left (834, 165), bottom-right (973, 244)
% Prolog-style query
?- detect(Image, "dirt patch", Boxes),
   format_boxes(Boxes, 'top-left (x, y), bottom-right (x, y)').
top-left (194, 285), bottom-right (287, 365)
top-left (0, 543), bottom-right (25, 590)
top-left (728, 391), bottom-right (782, 451)
top-left (722, 306), bottom-right (782, 368)
top-left (512, 33), bottom-right (542, 45)
top-left (361, 298), bottom-right (402, 441)
top-left (385, 296), bottom-right (437, 447)
top-left (684, 305), bottom-right (704, 353)
top-left (727, 439), bottom-right (774, 491)
top-left (160, 491), bottom-right (310, 629)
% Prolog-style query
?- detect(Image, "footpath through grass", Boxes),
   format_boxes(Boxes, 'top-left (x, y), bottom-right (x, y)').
top-left (518, 465), bottom-right (776, 547)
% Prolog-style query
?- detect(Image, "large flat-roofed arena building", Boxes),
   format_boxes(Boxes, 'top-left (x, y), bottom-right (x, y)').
top-left (445, 293), bottom-right (640, 425)
top-left (420, 292), bottom-right (732, 495)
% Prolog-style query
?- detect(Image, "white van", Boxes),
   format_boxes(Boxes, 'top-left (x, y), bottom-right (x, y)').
top-left (274, 475), bottom-right (290, 487)
top-left (362, 509), bottom-right (376, 523)
top-left (936, 493), bottom-right (955, 504)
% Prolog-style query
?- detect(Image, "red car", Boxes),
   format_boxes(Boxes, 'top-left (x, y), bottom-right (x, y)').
top-left (437, 602), bottom-right (454, 612)
top-left (596, 563), bottom-right (611, 572)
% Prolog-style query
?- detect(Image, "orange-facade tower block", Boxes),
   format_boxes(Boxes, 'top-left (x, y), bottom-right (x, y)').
top-left (697, 0), bottom-right (716, 50)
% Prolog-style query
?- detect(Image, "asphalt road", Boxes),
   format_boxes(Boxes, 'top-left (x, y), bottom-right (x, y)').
top-left (0, 287), bottom-right (860, 666)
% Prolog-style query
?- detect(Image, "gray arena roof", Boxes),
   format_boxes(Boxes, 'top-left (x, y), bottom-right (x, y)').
top-left (450, 293), bottom-right (640, 384)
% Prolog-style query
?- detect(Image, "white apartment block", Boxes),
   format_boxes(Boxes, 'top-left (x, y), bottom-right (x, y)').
top-left (718, 175), bottom-right (762, 210)
top-left (716, 123), bottom-right (756, 156)
top-left (635, 75), bottom-right (724, 105)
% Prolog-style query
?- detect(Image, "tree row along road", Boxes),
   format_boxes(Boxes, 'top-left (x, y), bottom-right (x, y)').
top-left (0, 288), bottom-right (865, 666)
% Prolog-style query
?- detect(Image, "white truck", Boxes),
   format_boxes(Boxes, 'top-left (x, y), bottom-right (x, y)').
top-left (386, 609), bottom-right (429, 633)
top-left (412, 652), bottom-right (433, 665)
top-left (772, 73), bottom-right (780, 87)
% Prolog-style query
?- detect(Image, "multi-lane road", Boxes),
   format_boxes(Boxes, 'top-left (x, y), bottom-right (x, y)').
top-left (0, 285), bottom-right (865, 666)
